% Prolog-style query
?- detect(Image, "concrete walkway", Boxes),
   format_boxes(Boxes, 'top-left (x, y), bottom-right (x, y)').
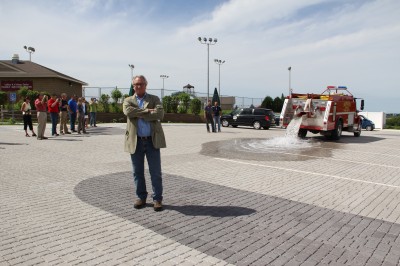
top-left (1, 123), bottom-right (400, 265)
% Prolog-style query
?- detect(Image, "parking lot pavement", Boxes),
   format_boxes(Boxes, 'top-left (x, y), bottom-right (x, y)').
top-left (1, 123), bottom-right (400, 265)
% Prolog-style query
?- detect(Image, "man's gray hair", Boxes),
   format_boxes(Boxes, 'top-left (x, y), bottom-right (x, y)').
top-left (133, 75), bottom-right (148, 85)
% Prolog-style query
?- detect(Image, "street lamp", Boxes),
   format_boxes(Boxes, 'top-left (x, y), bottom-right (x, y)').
top-left (128, 64), bottom-right (135, 80)
top-left (288, 66), bottom-right (292, 97)
top-left (23, 46), bottom-right (35, 61)
top-left (160, 75), bottom-right (169, 100)
top-left (128, 64), bottom-right (135, 96)
top-left (198, 37), bottom-right (218, 103)
top-left (214, 59), bottom-right (225, 98)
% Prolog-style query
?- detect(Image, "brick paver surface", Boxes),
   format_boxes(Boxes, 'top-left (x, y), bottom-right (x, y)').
top-left (1, 123), bottom-right (400, 265)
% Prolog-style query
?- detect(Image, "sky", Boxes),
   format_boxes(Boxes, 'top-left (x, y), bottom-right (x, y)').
top-left (1, 0), bottom-right (399, 112)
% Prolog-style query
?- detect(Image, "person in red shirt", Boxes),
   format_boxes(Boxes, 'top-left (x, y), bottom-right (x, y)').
top-left (35, 93), bottom-right (48, 140)
top-left (48, 94), bottom-right (61, 136)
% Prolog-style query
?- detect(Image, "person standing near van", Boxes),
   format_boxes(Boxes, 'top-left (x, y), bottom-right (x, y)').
top-left (204, 100), bottom-right (215, 133)
top-left (212, 101), bottom-right (222, 132)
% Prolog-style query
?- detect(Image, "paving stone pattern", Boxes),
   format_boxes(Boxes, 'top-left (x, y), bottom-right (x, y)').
top-left (74, 171), bottom-right (400, 266)
top-left (1, 124), bottom-right (400, 265)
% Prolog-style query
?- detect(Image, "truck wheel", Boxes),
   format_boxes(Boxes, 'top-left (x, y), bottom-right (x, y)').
top-left (222, 119), bottom-right (229, 127)
top-left (354, 123), bottom-right (361, 137)
top-left (298, 128), bottom-right (307, 138)
top-left (253, 121), bottom-right (261, 130)
top-left (331, 120), bottom-right (343, 140)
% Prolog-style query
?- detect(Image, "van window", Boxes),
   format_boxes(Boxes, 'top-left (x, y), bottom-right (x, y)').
top-left (241, 109), bottom-right (252, 115)
top-left (254, 109), bottom-right (265, 115)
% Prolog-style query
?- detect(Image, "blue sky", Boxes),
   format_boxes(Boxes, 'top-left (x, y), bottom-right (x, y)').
top-left (1, 0), bottom-right (399, 112)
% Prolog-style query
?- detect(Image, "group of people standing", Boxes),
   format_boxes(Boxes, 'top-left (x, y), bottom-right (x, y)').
top-left (20, 93), bottom-right (98, 139)
top-left (204, 100), bottom-right (222, 133)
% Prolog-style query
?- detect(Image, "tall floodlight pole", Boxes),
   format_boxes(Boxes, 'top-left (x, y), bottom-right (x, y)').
top-left (23, 46), bottom-right (35, 61)
top-left (128, 64), bottom-right (135, 96)
top-left (198, 37), bottom-right (218, 103)
top-left (288, 66), bottom-right (292, 97)
top-left (160, 75), bottom-right (169, 101)
top-left (129, 64), bottom-right (135, 80)
top-left (214, 59), bottom-right (225, 98)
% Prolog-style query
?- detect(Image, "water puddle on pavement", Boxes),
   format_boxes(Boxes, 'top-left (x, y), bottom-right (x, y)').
top-left (201, 118), bottom-right (330, 161)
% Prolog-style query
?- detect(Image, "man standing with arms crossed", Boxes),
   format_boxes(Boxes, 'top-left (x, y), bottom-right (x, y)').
top-left (123, 75), bottom-right (166, 212)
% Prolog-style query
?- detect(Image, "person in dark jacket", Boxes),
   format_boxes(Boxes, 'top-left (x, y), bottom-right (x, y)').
top-left (204, 100), bottom-right (215, 133)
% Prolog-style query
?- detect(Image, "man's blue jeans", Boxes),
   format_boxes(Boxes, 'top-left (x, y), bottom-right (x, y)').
top-left (50, 112), bottom-right (58, 135)
top-left (130, 138), bottom-right (163, 202)
top-left (90, 112), bottom-right (96, 126)
top-left (214, 116), bottom-right (221, 132)
top-left (69, 112), bottom-right (76, 131)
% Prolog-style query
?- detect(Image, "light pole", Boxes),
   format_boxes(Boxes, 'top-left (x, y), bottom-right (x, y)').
top-left (160, 75), bottom-right (169, 101)
top-left (128, 64), bottom-right (135, 96)
top-left (128, 64), bottom-right (135, 80)
top-left (288, 66), bottom-right (292, 97)
top-left (23, 46), bottom-right (35, 61)
top-left (214, 59), bottom-right (225, 98)
top-left (198, 37), bottom-right (217, 103)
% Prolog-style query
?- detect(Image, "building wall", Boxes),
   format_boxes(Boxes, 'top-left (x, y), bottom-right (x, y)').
top-left (0, 77), bottom-right (82, 97)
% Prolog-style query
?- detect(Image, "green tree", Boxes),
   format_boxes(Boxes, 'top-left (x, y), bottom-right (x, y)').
top-left (162, 96), bottom-right (172, 113)
top-left (273, 97), bottom-right (284, 112)
top-left (211, 88), bottom-right (220, 105)
top-left (170, 95), bottom-right (179, 113)
top-left (27, 91), bottom-right (40, 108)
top-left (17, 86), bottom-right (30, 100)
top-left (111, 88), bottom-right (122, 103)
top-left (261, 96), bottom-right (274, 109)
top-left (190, 98), bottom-right (202, 115)
top-left (99, 94), bottom-right (110, 113)
top-left (178, 93), bottom-right (191, 114)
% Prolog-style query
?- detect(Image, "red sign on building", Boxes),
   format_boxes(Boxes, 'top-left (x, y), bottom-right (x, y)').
top-left (0, 80), bottom-right (33, 91)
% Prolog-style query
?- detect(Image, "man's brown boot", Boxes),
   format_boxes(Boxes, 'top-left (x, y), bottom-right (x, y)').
top-left (134, 199), bottom-right (146, 209)
top-left (153, 201), bottom-right (163, 212)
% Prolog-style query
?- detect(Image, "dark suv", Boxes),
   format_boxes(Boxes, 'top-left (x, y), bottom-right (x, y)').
top-left (221, 108), bottom-right (275, 130)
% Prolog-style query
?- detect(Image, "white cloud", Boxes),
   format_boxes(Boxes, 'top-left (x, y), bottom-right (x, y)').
top-left (1, 0), bottom-right (399, 112)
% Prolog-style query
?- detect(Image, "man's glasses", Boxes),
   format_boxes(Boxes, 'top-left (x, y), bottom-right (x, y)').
top-left (133, 83), bottom-right (145, 87)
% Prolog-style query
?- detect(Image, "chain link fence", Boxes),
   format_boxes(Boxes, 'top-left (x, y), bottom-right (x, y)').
top-left (83, 86), bottom-right (263, 109)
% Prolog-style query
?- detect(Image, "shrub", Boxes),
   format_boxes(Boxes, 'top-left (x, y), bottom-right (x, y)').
top-left (110, 102), bottom-right (121, 113)
top-left (190, 98), bottom-right (202, 115)
top-left (386, 116), bottom-right (400, 129)
top-left (0, 91), bottom-right (7, 106)
top-left (170, 96), bottom-right (179, 114)
top-left (178, 93), bottom-right (191, 114)
top-left (162, 96), bottom-right (172, 113)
